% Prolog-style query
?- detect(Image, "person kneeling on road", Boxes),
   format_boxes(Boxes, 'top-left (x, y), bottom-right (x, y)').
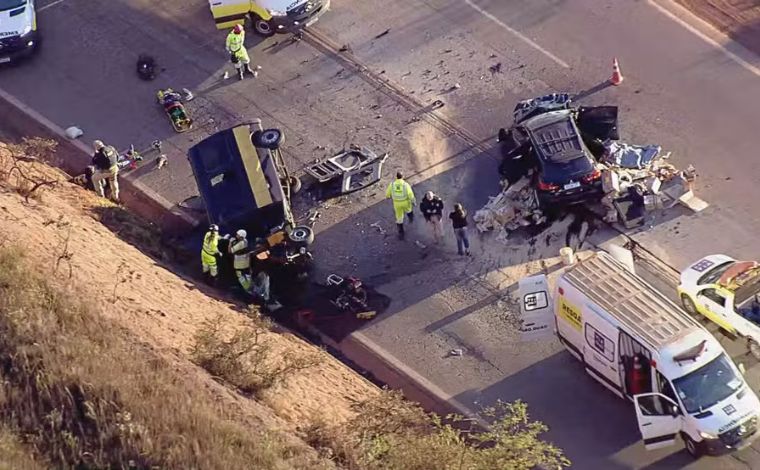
top-left (91, 140), bottom-right (120, 202)
top-left (229, 229), bottom-right (252, 291)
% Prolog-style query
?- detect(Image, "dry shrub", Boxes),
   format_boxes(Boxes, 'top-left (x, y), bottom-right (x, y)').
top-left (0, 248), bottom-right (329, 469)
top-left (191, 315), bottom-right (322, 396)
top-left (0, 138), bottom-right (60, 202)
top-left (305, 390), bottom-right (570, 470)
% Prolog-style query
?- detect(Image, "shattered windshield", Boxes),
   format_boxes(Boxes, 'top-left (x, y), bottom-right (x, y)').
top-left (673, 353), bottom-right (743, 414)
top-left (0, 0), bottom-right (25, 11)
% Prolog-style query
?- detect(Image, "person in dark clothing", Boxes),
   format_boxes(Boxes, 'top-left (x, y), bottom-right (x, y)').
top-left (91, 140), bottom-right (120, 202)
top-left (449, 203), bottom-right (470, 256)
top-left (419, 191), bottom-right (444, 243)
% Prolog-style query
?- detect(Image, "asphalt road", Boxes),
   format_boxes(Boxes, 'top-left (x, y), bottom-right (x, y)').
top-left (4, 0), bottom-right (760, 468)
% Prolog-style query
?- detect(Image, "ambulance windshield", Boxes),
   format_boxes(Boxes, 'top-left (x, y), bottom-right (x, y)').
top-left (673, 353), bottom-right (743, 414)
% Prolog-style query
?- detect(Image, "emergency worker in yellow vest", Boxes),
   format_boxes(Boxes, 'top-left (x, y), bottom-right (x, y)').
top-left (385, 171), bottom-right (416, 240)
top-left (225, 24), bottom-right (259, 80)
top-left (229, 229), bottom-right (252, 291)
top-left (201, 224), bottom-right (221, 285)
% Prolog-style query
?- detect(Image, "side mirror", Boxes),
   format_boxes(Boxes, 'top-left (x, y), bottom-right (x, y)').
top-left (671, 405), bottom-right (679, 417)
top-left (739, 363), bottom-right (747, 375)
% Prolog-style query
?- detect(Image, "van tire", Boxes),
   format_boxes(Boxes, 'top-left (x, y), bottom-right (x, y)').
top-left (252, 16), bottom-right (275, 37)
top-left (288, 226), bottom-right (314, 245)
top-left (288, 175), bottom-right (302, 194)
top-left (682, 433), bottom-right (702, 458)
top-left (253, 128), bottom-right (283, 149)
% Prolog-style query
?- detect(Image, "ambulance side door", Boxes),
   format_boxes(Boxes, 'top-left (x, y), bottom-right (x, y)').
top-left (633, 393), bottom-right (681, 450)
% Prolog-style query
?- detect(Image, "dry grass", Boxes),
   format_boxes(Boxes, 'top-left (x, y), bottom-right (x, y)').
top-left (191, 315), bottom-right (323, 396)
top-left (305, 391), bottom-right (570, 470)
top-left (0, 424), bottom-right (49, 470)
top-left (0, 248), bottom-right (330, 470)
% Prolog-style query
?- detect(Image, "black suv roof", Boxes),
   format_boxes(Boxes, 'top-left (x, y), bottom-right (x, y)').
top-left (522, 109), bottom-right (588, 163)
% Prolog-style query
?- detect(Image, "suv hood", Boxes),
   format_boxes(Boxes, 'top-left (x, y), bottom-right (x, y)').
top-left (0, 2), bottom-right (33, 37)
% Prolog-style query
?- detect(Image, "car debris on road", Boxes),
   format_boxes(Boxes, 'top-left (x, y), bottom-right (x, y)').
top-left (475, 93), bottom-right (708, 241)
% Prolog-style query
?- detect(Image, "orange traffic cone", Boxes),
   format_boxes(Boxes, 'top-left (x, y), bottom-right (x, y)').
top-left (610, 58), bottom-right (624, 86)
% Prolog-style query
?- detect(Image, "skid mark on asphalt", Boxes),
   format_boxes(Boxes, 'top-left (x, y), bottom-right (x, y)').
top-left (462, 0), bottom-right (570, 69)
top-left (38, 0), bottom-right (66, 12)
top-left (648, 0), bottom-right (760, 79)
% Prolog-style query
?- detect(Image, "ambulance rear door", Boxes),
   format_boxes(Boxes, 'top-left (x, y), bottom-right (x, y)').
top-left (208, 0), bottom-right (251, 29)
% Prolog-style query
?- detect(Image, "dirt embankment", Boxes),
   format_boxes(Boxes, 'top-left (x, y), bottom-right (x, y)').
top-left (0, 140), bottom-right (378, 468)
top-left (676, 0), bottom-right (760, 54)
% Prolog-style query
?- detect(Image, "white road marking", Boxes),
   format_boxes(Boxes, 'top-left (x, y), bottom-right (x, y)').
top-left (648, 0), bottom-right (760, 78)
top-left (38, 0), bottom-right (66, 12)
top-left (463, 0), bottom-right (570, 69)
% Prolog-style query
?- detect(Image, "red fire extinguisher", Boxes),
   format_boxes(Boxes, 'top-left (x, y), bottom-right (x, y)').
top-left (629, 356), bottom-right (647, 395)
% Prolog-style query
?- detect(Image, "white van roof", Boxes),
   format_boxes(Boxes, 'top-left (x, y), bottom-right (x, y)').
top-left (563, 252), bottom-right (701, 350)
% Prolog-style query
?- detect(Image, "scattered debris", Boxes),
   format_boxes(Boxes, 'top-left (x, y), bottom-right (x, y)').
top-left (182, 88), bottom-right (194, 101)
top-left (414, 240), bottom-right (427, 249)
top-left (64, 126), bottom-right (83, 139)
top-left (339, 44), bottom-right (352, 53)
top-left (369, 222), bottom-right (386, 235)
top-left (156, 155), bottom-right (168, 169)
top-left (449, 348), bottom-right (463, 357)
top-left (374, 29), bottom-right (391, 39)
top-left (304, 146), bottom-right (388, 197)
top-left (489, 62), bottom-right (502, 74)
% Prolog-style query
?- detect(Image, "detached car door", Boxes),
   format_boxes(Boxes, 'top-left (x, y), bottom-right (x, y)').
top-left (634, 393), bottom-right (681, 450)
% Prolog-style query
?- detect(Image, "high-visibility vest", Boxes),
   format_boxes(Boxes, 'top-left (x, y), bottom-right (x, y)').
top-left (226, 31), bottom-right (245, 52)
top-left (229, 238), bottom-right (251, 270)
top-left (202, 232), bottom-right (219, 257)
top-left (389, 179), bottom-right (410, 202)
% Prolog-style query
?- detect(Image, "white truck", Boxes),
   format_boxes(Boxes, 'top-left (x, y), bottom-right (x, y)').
top-left (520, 251), bottom-right (760, 457)
top-left (208, 0), bottom-right (330, 36)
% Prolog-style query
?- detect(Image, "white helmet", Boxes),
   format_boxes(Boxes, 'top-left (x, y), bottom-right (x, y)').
top-left (93, 140), bottom-right (105, 151)
top-left (236, 229), bottom-right (247, 238)
top-left (209, 224), bottom-right (219, 232)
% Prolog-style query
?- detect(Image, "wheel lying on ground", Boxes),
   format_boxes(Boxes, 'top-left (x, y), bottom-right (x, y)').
top-left (288, 225), bottom-right (314, 245)
top-left (253, 128), bottom-right (284, 149)
top-left (252, 16), bottom-right (275, 37)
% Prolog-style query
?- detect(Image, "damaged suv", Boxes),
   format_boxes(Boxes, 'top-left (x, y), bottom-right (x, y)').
top-left (498, 94), bottom-right (617, 207)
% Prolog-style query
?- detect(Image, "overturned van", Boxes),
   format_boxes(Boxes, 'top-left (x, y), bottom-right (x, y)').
top-left (520, 252), bottom-right (760, 458)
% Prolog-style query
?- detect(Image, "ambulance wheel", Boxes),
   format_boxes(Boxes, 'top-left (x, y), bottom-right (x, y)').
top-left (253, 128), bottom-right (283, 149)
top-left (749, 339), bottom-right (760, 360)
top-left (287, 175), bottom-right (302, 194)
top-left (681, 294), bottom-right (698, 316)
top-left (682, 433), bottom-right (702, 458)
top-left (252, 16), bottom-right (275, 37)
top-left (288, 226), bottom-right (314, 245)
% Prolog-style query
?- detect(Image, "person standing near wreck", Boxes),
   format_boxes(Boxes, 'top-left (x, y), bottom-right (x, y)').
top-left (386, 171), bottom-right (416, 240)
top-left (420, 191), bottom-right (444, 243)
top-left (449, 203), bottom-right (471, 256)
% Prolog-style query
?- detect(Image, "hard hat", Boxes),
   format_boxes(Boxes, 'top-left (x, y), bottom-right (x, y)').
top-left (236, 229), bottom-right (247, 238)
top-left (233, 24), bottom-right (243, 34)
top-left (93, 140), bottom-right (105, 150)
top-left (209, 224), bottom-right (219, 232)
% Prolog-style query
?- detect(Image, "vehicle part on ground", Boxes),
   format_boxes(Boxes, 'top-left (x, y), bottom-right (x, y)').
top-left (288, 225), bottom-right (314, 245)
top-left (305, 146), bottom-right (388, 196)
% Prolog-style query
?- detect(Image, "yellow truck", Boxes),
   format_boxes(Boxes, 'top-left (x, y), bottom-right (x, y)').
top-left (208, 0), bottom-right (330, 36)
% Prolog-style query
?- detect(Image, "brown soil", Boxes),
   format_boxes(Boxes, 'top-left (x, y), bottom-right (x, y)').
top-left (0, 141), bottom-right (378, 466)
top-left (676, 0), bottom-right (760, 54)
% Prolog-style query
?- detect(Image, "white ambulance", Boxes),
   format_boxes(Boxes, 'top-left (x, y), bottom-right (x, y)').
top-left (0, 0), bottom-right (38, 64)
top-left (520, 251), bottom-right (760, 457)
top-left (208, 0), bottom-right (330, 36)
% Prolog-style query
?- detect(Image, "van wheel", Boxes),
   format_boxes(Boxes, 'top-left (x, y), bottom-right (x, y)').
top-left (252, 16), bottom-right (275, 37)
top-left (288, 226), bottom-right (314, 245)
top-left (681, 294), bottom-right (698, 316)
top-left (749, 340), bottom-right (760, 360)
top-left (682, 433), bottom-right (702, 458)
top-left (253, 128), bottom-right (283, 149)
